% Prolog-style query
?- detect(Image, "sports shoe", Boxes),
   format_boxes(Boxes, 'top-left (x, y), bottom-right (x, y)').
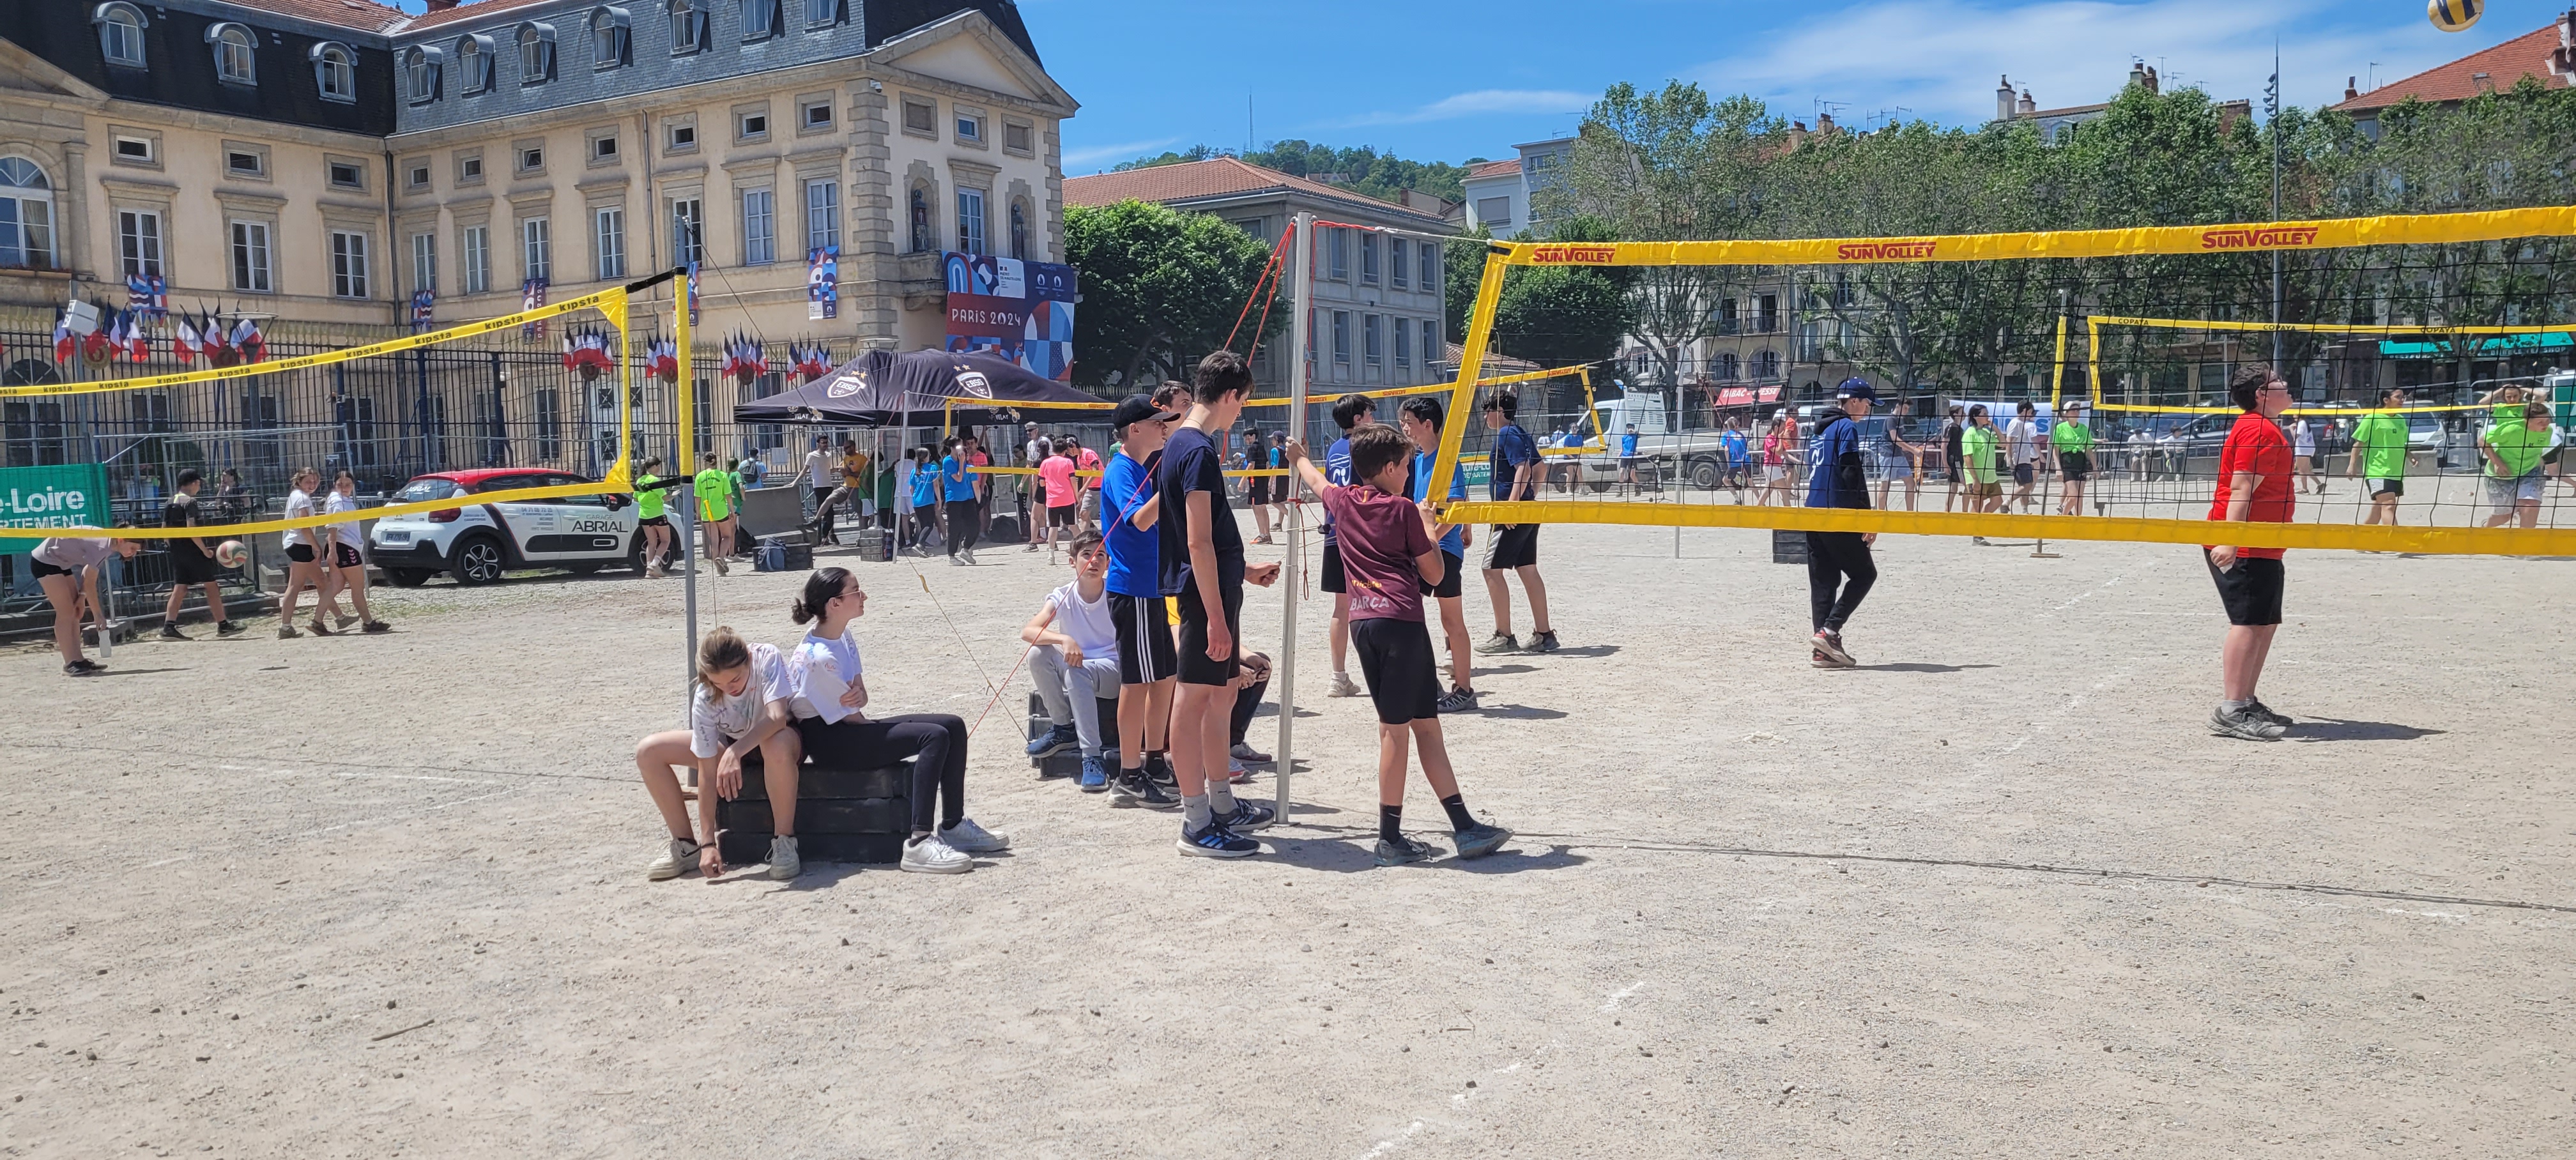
top-left (713, 558), bottom-right (728, 576)
top-left (1812, 648), bottom-right (1852, 669)
top-left (1227, 758), bottom-right (1252, 784)
top-left (900, 834), bottom-right (974, 874)
top-left (1216, 798), bottom-right (1276, 831)
top-left (1025, 722), bottom-right (1078, 759)
top-left (1230, 740), bottom-right (1272, 764)
top-left (1176, 821), bottom-right (1261, 859)
top-left (1078, 753), bottom-right (1111, 792)
top-left (277, 625), bottom-right (301, 639)
top-left (1436, 685), bottom-right (1479, 714)
top-left (1327, 671), bottom-right (1362, 698)
top-left (1374, 834), bottom-right (1438, 867)
top-left (1111, 768), bottom-right (1179, 809)
top-left (333, 612), bottom-right (360, 631)
top-left (647, 837), bottom-right (703, 881)
top-left (1526, 630), bottom-right (1561, 653)
top-left (647, 563), bottom-right (666, 579)
top-left (362, 620), bottom-right (392, 634)
top-left (1972, 536), bottom-right (1992, 546)
top-left (215, 620), bottom-right (244, 637)
top-left (1453, 822), bottom-right (1514, 860)
top-left (63, 659), bottom-right (102, 677)
top-left (2246, 699), bottom-right (2293, 728)
top-left (159, 623), bottom-right (188, 641)
top-left (1475, 632), bottom-right (1520, 655)
top-left (963, 549), bottom-right (979, 566)
top-left (938, 817), bottom-right (1011, 853)
top-left (1145, 753), bottom-right (1177, 790)
top-left (2209, 704), bottom-right (2286, 742)
top-left (307, 620), bottom-right (333, 637)
top-left (1811, 629), bottom-right (1854, 666)
top-left (765, 835), bottom-right (801, 881)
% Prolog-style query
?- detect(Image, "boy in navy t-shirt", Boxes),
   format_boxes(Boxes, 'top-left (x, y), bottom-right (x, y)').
top-left (1098, 388), bottom-right (1183, 808)
top-left (1157, 351), bottom-right (1282, 858)
top-left (1478, 390), bottom-right (1556, 655)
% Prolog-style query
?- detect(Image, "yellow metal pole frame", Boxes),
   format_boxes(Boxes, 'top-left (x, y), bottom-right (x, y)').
top-left (1430, 243), bottom-right (1512, 504)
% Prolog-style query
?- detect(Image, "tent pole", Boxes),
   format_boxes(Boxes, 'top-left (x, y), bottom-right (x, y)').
top-left (1275, 212), bottom-right (1315, 818)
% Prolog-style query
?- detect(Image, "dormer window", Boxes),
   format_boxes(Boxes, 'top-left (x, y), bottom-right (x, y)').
top-left (208, 23), bottom-right (256, 85)
top-left (457, 34), bottom-right (494, 93)
top-left (739, 0), bottom-right (779, 40)
top-left (589, 8), bottom-right (631, 70)
top-left (312, 42), bottom-right (358, 103)
top-left (802, 0), bottom-right (841, 27)
top-left (517, 23), bottom-right (556, 85)
top-left (94, 3), bottom-right (148, 68)
top-left (668, 0), bottom-right (705, 53)
top-left (401, 47), bottom-right (441, 104)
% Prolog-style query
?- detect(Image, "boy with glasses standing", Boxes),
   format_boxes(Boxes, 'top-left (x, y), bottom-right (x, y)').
top-left (2205, 365), bottom-right (2297, 742)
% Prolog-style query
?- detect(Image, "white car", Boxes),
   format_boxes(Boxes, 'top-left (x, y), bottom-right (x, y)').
top-left (369, 468), bottom-right (643, 586)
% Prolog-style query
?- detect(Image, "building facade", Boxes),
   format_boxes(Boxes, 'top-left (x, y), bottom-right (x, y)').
top-left (1062, 157), bottom-right (1447, 398)
top-left (1458, 135), bottom-right (1572, 238)
top-left (2331, 12), bottom-right (2576, 138)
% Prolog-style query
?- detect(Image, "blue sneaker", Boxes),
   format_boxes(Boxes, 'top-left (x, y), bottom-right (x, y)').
top-left (1453, 821), bottom-right (1513, 860)
top-left (1078, 753), bottom-right (1110, 792)
top-left (1216, 799), bottom-right (1275, 831)
top-left (1176, 821), bottom-right (1260, 859)
top-left (1025, 722), bottom-right (1077, 759)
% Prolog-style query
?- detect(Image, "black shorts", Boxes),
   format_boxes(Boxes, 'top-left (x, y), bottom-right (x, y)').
top-left (1945, 464), bottom-right (1964, 484)
top-left (334, 543), bottom-right (364, 569)
top-left (169, 546), bottom-right (218, 585)
top-left (286, 543), bottom-right (316, 564)
top-left (1110, 591), bottom-right (1176, 687)
top-left (2546, 446), bottom-right (2563, 467)
top-left (2205, 550), bottom-right (2285, 627)
top-left (2012, 462), bottom-right (2035, 487)
top-left (2060, 451), bottom-right (2092, 482)
top-left (27, 555), bottom-right (73, 581)
top-left (1174, 582), bottom-right (1243, 687)
top-left (1485, 523), bottom-right (1539, 570)
top-left (1320, 540), bottom-right (1346, 595)
top-left (1353, 616), bottom-right (1441, 725)
top-left (1417, 549), bottom-right (1462, 600)
top-left (1046, 503), bottom-right (1076, 528)
top-left (2369, 477), bottom-right (2404, 498)
top-left (638, 515), bottom-right (668, 528)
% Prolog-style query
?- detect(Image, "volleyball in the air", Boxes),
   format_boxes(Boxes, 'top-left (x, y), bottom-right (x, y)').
top-left (215, 539), bottom-right (247, 568)
top-left (2430, 0), bottom-right (2481, 33)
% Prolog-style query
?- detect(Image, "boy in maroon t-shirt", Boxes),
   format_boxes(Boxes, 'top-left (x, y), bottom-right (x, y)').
top-left (1287, 425), bottom-right (1512, 866)
top-left (2204, 364), bottom-right (2296, 742)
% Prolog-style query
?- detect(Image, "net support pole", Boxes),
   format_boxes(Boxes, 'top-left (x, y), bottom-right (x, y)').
top-left (675, 269), bottom-right (699, 724)
top-left (1274, 212), bottom-right (1315, 818)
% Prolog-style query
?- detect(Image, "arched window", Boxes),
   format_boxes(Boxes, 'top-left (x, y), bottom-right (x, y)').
top-left (209, 22), bottom-right (256, 84)
top-left (94, 3), bottom-right (147, 68)
top-left (667, 0), bottom-right (704, 52)
top-left (1753, 349), bottom-right (1779, 381)
top-left (739, 0), bottom-right (778, 39)
top-left (517, 24), bottom-right (555, 84)
top-left (907, 188), bottom-right (930, 254)
top-left (589, 8), bottom-right (630, 68)
top-left (401, 47), bottom-right (440, 103)
top-left (1715, 351), bottom-right (1738, 381)
top-left (0, 157), bottom-right (57, 271)
top-left (312, 42), bottom-right (357, 102)
top-left (456, 35), bottom-right (492, 93)
top-left (1008, 201), bottom-right (1027, 261)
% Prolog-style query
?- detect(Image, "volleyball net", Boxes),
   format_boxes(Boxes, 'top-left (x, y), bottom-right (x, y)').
top-left (0, 268), bottom-right (688, 541)
top-left (1428, 207), bottom-right (2576, 556)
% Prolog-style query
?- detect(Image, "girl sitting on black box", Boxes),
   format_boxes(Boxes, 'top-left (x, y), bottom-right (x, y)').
top-left (632, 626), bottom-right (804, 882)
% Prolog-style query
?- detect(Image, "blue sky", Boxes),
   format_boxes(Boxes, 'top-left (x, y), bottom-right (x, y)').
top-left (1022, 0), bottom-right (2576, 172)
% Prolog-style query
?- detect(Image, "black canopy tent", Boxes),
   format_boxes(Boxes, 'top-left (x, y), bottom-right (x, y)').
top-left (735, 348), bottom-right (1106, 428)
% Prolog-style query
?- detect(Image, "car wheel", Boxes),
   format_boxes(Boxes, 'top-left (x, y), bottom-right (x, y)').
top-left (627, 531), bottom-right (650, 573)
top-left (1687, 457), bottom-right (1721, 490)
top-left (1585, 477), bottom-right (1612, 494)
top-left (448, 534), bottom-right (507, 586)
top-left (383, 567), bottom-right (432, 588)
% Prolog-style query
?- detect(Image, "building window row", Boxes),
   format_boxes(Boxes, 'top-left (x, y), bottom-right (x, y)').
top-left (1321, 229), bottom-right (1435, 293)
top-left (400, 0), bottom-right (848, 107)
top-left (1321, 309), bottom-right (1443, 385)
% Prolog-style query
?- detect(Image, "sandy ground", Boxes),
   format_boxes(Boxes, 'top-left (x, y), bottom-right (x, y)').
top-left (3, 517), bottom-right (2572, 1158)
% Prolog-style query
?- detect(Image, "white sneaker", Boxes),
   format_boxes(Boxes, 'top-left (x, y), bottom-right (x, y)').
top-left (1327, 671), bottom-right (1361, 698)
top-left (938, 817), bottom-right (1011, 853)
top-left (963, 548), bottom-right (979, 566)
top-left (647, 837), bottom-right (701, 881)
top-left (900, 834), bottom-right (974, 874)
top-left (766, 835), bottom-right (801, 880)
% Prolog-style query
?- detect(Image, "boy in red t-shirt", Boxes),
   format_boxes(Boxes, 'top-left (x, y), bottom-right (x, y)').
top-left (2204, 365), bottom-right (2296, 741)
top-left (1287, 425), bottom-right (1513, 866)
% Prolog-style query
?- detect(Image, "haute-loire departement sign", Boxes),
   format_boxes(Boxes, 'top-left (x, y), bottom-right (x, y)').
top-left (0, 463), bottom-right (109, 555)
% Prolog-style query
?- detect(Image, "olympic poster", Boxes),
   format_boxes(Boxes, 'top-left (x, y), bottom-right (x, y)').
top-left (807, 245), bottom-right (838, 320)
top-left (941, 252), bottom-right (1076, 381)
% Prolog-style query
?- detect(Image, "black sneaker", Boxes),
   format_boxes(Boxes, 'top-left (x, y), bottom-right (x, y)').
top-left (159, 623), bottom-right (188, 641)
top-left (1526, 631), bottom-right (1560, 654)
top-left (215, 620), bottom-right (245, 636)
top-left (63, 659), bottom-right (103, 677)
top-left (1111, 768), bottom-right (1179, 810)
top-left (1435, 686), bottom-right (1479, 714)
top-left (1374, 834), bottom-right (1438, 867)
top-left (1145, 753), bottom-right (1177, 790)
top-left (1216, 799), bottom-right (1276, 832)
top-left (1176, 820), bottom-right (1261, 859)
top-left (1453, 821), bottom-right (1514, 860)
top-left (2245, 699), bottom-right (2293, 728)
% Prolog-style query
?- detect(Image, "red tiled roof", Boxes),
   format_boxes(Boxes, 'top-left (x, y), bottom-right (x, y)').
top-left (400, 0), bottom-right (562, 33)
top-left (1466, 158), bottom-right (1520, 179)
top-left (2334, 23), bottom-right (2571, 112)
top-left (246, 0), bottom-right (412, 33)
top-left (1062, 156), bottom-right (1446, 224)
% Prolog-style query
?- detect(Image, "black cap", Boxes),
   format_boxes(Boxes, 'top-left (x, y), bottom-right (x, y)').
top-left (1836, 377), bottom-right (1880, 402)
top-left (1111, 393), bottom-right (1177, 432)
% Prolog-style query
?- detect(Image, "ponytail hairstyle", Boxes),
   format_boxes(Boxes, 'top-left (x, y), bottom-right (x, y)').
top-left (791, 567), bottom-right (854, 624)
top-left (693, 626), bottom-right (755, 696)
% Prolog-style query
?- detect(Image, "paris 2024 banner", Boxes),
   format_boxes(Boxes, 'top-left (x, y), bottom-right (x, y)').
top-left (942, 253), bottom-right (1077, 381)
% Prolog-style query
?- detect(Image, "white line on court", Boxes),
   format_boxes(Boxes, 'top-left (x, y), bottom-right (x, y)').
top-left (1354, 1052), bottom-right (1546, 1159)
top-left (1600, 981), bottom-right (1644, 1012)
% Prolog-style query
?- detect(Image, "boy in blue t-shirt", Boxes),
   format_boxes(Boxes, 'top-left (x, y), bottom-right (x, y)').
top-left (1399, 396), bottom-right (1478, 714)
top-left (939, 438), bottom-right (981, 564)
top-left (1098, 388), bottom-right (1183, 807)
top-left (1156, 352), bottom-right (1282, 858)
top-left (1321, 393), bottom-right (1377, 700)
top-left (1478, 390), bottom-right (1555, 656)
top-left (1719, 420), bottom-right (1750, 500)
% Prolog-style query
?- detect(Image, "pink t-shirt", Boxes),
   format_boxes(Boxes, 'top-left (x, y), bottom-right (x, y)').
top-left (1039, 455), bottom-right (1078, 508)
top-left (1076, 447), bottom-right (1103, 490)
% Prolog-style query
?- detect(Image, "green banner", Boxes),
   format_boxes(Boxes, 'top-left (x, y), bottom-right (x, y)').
top-left (0, 464), bottom-right (109, 555)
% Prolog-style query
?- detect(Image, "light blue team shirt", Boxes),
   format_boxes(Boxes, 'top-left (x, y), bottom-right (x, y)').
top-left (1407, 452), bottom-right (1465, 558)
top-left (939, 454), bottom-right (976, 503)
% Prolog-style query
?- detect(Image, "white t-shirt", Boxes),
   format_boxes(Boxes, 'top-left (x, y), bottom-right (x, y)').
top-left (2291, 419), bottom-right (2316, 455)
top-left (2005, 418), bottom-right (2040, 464)
top-left (788, 629), bottom-right (864, 723)
top-left (282, 489), bottom-right (317, 547)
top-left (803, 449), bottom-right (831, 488)
top-left (323, 491), bottom-right (365, 557)
top-left (692, 642), bottom-right (791, 758)
top-left (1045, 581), bottom-right (1118, 659)
top-left (894, 459), bottom-right (916, 512)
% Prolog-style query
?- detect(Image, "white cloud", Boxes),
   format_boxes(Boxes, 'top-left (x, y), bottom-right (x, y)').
top-left (1691, 0), bottom-right (2453, 128)
top-left (1060, 136), bottom-right (1184, 169)
top-left (1331, 89), bottom-right (1598, 128)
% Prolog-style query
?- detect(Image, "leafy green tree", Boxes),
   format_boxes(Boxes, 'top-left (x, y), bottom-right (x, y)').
top-left (1495, 265), bottom-right (1634, 369)
top-left (1064, 200), bottom-right (1280, 390)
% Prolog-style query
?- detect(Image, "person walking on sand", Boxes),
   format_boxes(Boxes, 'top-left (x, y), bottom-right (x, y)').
top-left (157, 468), bottom-right (240, 639)
top-left (2053, 402), bottom-right (2096, 517)
top-left (1805, 381), bottom-right (1879, 669)
top-left (1872, 397), bottom-right (1923, 513)
top-left (1478, 390), bottom-right (1556, 656)
top-left (2349, 387), bottom-right (2411, 529)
